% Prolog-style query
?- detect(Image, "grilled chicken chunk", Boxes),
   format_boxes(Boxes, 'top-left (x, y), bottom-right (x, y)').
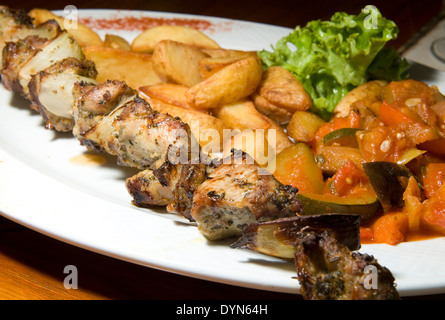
top-left (0, 13), bottom-right (59, 64)
top-left (126, 168), bottom-right (178, 206)
top-left (77, 81), bottom-right (194, 170)
top-left (72, 79), bottom-right (137, 139)
top-left (28, 57), bottom-right (97, 131)
top-left (1, 35), bottom-right (48, 93)
top-left (190, 151), bottom-right (302, 240)
top-left (167, 160), bottom-right (209, 221)
top-left (0, 6), bottom-right (34, 59)
top-left (294, 231), bottom-right (400, 300)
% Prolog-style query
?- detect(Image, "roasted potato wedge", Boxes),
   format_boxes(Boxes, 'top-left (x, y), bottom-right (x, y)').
top-left (139, 83), bottom-right (192, 110)
top-left (257, 66), bottom-right (312, 112)
top-left (152, 40), bottom-right (208, 87)
top-left (214, 99), bottom-right (293, 154)
top-left (146, 96), bottom-right (225, 152)
top-left (131, 25), bottom-right (219, 53)
top-left (334, 80), bottom-right (387, 118)
top-left (251, 93), bottom-right (293, 125)
top-left (222, 129), bottom-right (276, 170)
top-left (201, 48), bottom-right (257, 59)
top-left (83, 46), bottom-right (162, 89)
top-left (186, 56), bottom-right (263, 109)
top-left (198, 56), bottom-right (242, 80)
top-left (286, 110), bottom-right (326, 143)
top-left (29, 8), bottom-right (103, 47)
top-left (214, 99), bottom-right (271, 131)
top-left (104, 34), bottom-right (131, 50)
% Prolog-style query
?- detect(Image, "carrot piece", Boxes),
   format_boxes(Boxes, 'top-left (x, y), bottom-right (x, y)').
top-left (359, 227), bottom-right (374, 243)
top-left (423, 163), bottom-right (445, 199)
top-left (421, 199), bottom-right (445, 235)
top-left (372, 212), bottom-right (409, 245)
top-left (379, 100), bottom-right (414, 126)
top-left (421, 184), bottom-right (445, 235)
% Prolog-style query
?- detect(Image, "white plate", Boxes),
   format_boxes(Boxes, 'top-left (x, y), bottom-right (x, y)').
top-left (1, 9), bottom-right (445, 297)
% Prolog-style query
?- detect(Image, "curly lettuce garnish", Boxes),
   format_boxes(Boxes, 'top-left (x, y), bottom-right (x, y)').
top-left (259, 6), bottom-right (410, 120)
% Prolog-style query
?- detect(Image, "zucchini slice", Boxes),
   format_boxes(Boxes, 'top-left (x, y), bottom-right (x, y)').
top-left (322, 128), bottom-right (361, 147)
top-left (297, 192), bottom-right (381, 223)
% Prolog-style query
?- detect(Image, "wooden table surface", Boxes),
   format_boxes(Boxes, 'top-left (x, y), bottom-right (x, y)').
top-left (1, 0), bottom-right (445, 301)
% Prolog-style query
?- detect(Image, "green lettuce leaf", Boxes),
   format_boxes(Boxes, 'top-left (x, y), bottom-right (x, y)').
top-left (259, 6), bottom-right (410, 120)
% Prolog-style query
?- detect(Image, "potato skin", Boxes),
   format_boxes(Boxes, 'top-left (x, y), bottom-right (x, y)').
top-left (257, 66), bottom-right (312, 113)
top-left (185, 56), bottom-right (263, 109)
top-left (131, 25), bottom-right (220, 53)
top-left (152, 40), bottom-right (208, 87)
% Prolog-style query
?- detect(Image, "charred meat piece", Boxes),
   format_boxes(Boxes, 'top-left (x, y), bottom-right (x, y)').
top-left (294, 231), bottom-right (400, 300)
top-left (231, 214), bottom-right (361, 259)
top-left (0, 6), bottom-right (33, 30)
top-left (112, 96), bottom-right (192, 170)
top-left (1, 35), bottom-right (48, 93)
top-left (28, 57), bottom-right (97, 131)
top-left (72, 79), bottom-right (137, 139)
top-left (126, 168), bottom-right (178, 207)
top-left (0, 17), bottom-right (59, 63)
top-left (166, 160), bottom-right (209, 221)
top-left (79, 86), bottom-right (193, 170)
top-left (127, 144), bottom-right (206, 213)
top-left (190, 151), bottom-right (301, 240)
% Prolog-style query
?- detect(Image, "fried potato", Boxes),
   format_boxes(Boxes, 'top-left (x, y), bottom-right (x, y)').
top-left (333, 80), bottom-right (387, 118)
top-left (29, 8), bottom-right (103, 47)
top-left (251, 93), bottom-right (293, 125)
top-left (131, 25), bottom-right (220, 53)
top-left (214, 99), bottom-right (270, 130)
top-left (201, 48), bottom-right (257, 59)
top-left (286, 110), bottom-right (326, 143)
top-left (198, 56), bottom-right (242, 80)
top-left (222, 129), bottom-right (276, 170)
top-left (214, 99), bottom-right (293, 154)
top-left (197, 49), bottom-right (259, 80)
top-left (82, 46), bottom-right (162, 89)
top-left (104, 34), bottom-right (131, 50)
top-left (186, 56), bottom-right (263, 109)
top-left (152, 40), bottom-right (208, 87)
top-left (257, 66), bottom-right (312, 112)
top-left (139, 83), bottom-right (191, 109)
top-left (146, 97), bottom-right (225, 151)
